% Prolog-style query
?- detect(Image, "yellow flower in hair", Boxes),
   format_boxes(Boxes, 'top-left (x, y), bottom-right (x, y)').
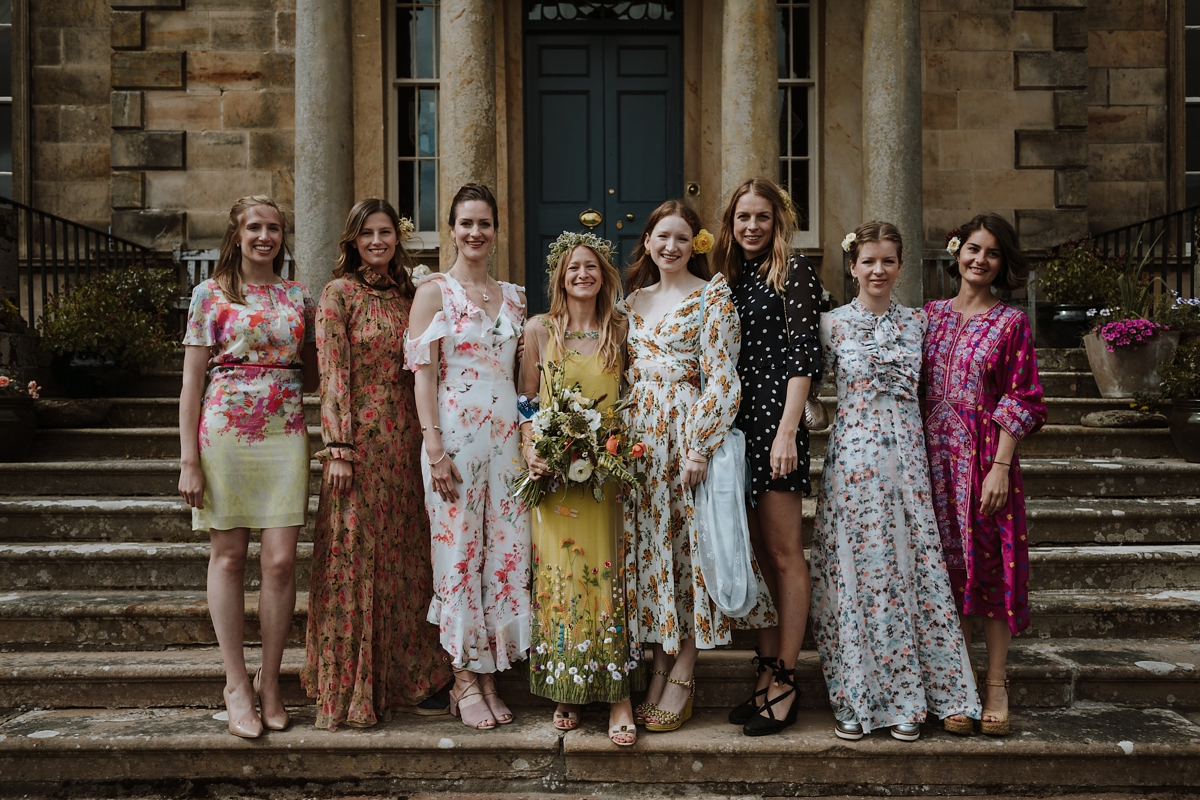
top-left (692, 228), bottom-right (714, 255)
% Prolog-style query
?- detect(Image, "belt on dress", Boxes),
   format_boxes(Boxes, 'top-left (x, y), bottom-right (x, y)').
top-left (210, 363), bottom-right (302, 373)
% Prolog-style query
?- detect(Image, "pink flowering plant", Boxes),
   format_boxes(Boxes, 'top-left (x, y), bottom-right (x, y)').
top-left (1085, 228), bottom-right (1180, 350)
top-left (0, 370), bottom-right (41, 399)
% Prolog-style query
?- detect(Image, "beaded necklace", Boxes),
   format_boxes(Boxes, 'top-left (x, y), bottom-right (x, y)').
top-left (564, 329), bottom-right (600, 340)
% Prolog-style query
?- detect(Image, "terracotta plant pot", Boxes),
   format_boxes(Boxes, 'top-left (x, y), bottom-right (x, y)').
top-left (0, 394), bottom-right (37, 462)
top-left (1083, 331), bottom-right (1181, 399)
top-left (1168, 398), bottom-right (1200, 463)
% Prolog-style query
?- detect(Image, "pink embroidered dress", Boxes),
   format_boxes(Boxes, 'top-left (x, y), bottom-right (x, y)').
top-left (184, 279), bottom-right (315, 532)
top-left (403, 274), bottom-right (531, 674)
top-left (921, 299), bottom-right (1047, 634)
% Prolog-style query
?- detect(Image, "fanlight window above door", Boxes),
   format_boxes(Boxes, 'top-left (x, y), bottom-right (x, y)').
top-left (526, 2), bottom-right (677, 21)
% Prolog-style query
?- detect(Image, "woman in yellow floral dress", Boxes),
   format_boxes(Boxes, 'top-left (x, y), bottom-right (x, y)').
top-left (621, 200), bottom-right (774, 733)
top-left (302, 198), bottom-right (452, 730)
top-left (520, 232), bottom-right (643, 746)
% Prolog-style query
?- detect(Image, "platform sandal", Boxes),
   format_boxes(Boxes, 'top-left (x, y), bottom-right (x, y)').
top-left (980, 677), bottom-right (1010, 736)
top-left (742, 663), bottom-right (798, 737)
top-left (644, 675), bottom-right (695, 733)
top-left (634, 669), bottom-right (670, 725)
top-left (943, 713), bottom-right (975, 736)
top-left (728, 651), bottom-right (778, 725)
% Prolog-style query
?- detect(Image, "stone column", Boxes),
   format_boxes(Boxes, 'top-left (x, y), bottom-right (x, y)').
top-left (720, 0), bottom-right (778, 200)
top-left (439, 0), bottom-right (497, 263)
top-left (294, 0), bottom-right (355, 295)
top-left (861, 0), bottom-right (923, 307)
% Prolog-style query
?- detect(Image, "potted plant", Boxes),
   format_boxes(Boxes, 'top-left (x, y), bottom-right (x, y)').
top-left (1082, 236), bottom-right (1181, 398)
top-left (0, 369), bottom-right (41, 462)
top-left (38, 265), bottom-right (179, 398)
top-left (1160, 296), bottom-right (1200, 462)
top-left (1035, 240), bottom-right (1121, 348)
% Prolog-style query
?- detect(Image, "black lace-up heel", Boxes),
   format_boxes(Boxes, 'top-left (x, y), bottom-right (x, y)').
top-left (728, 651), bottom-right (777, 725)
top-left (742, 662), bottom-right (799, 737)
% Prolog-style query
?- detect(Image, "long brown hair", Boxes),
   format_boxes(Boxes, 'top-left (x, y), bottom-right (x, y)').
top-left (712, 177), bottom-right (797, 293)
top-left (212, 195), bottom-right (291, 305)
top-left (332, 198), bottom-right (417, 298)
top-left (945, 212), bottom-right (1031, 291)
top-left (543, 243), bottom-right (625, 374)
top-left (625, 200), bottom-right (710, 293)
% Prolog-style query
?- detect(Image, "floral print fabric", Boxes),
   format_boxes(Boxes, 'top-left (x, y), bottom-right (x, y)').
top-left (301, 276), bottom-right (451, 730)
top-left (183, 279), bottom-right (314, 531)
top-left (404, 274), bottom-right (530, 673)
top-left (811, 299), bottom-right (979, 733)
top-left (621, 275), bottom-right (775, 654)
top-left (922, 299), bottom-right (1046, 635)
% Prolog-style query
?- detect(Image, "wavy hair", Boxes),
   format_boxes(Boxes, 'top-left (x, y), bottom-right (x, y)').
top-left (212, 195), bottom-right (291, 306)
top-left (625, 200), bottom-right (710, 293)
top-left (542, 243), bottom-right (625, 374)
top-left (711, 177), bottom-right (797, 294)
top-left (332, 198), bottom-right (417, 299)
top-left (945, 212), bottom-right (1031, 291)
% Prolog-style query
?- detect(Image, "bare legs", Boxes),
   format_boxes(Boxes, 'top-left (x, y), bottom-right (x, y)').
top-left (208, 526), bottom-right (298, 734)
top-left (642, 638), bottom-right (699, 722)
top-left (960, 614), bottom-right (1012, 723)
top-left (748, 491), bottom-right (810, 719)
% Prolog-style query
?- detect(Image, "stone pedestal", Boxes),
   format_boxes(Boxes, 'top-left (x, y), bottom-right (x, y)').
top-left (861, 0), bottom-right (922, 307)
top-left (719, 0), bottom-right (778, 201)
top-left (294, 0), bottom-right (355, 295)
top-left (439, 0), bottom-right (498, 263)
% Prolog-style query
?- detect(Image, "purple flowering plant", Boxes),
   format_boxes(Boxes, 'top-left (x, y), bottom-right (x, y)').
top-left (1083, 228), bottom-right (1183, 350)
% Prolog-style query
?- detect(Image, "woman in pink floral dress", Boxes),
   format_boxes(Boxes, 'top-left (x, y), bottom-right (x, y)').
top-left (178, 195), bottom-right (316, 739)
top-left (405, 184), bottom-right (529, 731)
top-left (301, 198), bottom-right (452, 730)
top-left (923, 212), bottom-right (1046, 737)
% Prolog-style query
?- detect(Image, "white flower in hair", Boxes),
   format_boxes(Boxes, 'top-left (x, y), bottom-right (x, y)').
top-left (946, 237), bottom-right (961, 255)
top-left (841, 232), bottom-right (857, 252)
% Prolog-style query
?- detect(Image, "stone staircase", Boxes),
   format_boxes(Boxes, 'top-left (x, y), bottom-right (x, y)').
top-left (0, 349), bottom-right (1198, 797)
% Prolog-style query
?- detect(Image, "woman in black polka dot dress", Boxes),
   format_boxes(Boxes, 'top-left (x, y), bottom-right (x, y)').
top-left (711, 177), bottom-right (824, 737)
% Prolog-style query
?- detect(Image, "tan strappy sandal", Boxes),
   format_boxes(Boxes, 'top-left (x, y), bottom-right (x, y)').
top-left (449, 669), bottom-right (496, 731)
top-left (980, 678), bottom-right (1010, 736)
top-left (634, 668), bottom-right (670, 726)
top-left (644, 675), bottom-right (695, 732)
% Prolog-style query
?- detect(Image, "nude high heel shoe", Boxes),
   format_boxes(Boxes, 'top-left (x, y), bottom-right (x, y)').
top-left (253, 667), bottom-right (290, 731)
top-left (223, 685), bottom-right (263, 739)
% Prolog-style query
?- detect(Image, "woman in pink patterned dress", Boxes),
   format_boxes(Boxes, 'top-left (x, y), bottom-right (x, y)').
top-left (405, 184), bottom-right (529, 731)
top-left (178, 195), bottom-right (316, 738)
top-left (301, 198), bottom-right (452, 730)
top-left (922, 212), bottom-right (1047, 737)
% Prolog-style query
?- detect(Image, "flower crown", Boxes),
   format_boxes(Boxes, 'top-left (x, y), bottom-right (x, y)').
top-left (398, 217), bottom-right (415, 241)
top-left (944, 227), bottom-right (962, 256)
top-left (546, 230), bottom-right (615, 274)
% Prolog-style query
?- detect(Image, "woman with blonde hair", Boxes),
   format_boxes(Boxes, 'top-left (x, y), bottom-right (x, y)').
top-left (302, 198), bottom-right (452, 730)
top-left (405, 183), bottom-right (529, 731)
top-left (178, 195), bottom-right (316, 738)
top-left (711, 177), bottom-right (824, 736)
top-left (520, 231), bottom-right (643, 746)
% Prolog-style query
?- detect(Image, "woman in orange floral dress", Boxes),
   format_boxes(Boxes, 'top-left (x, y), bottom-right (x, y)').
top-left (301, 198), bottom-right (451, 730)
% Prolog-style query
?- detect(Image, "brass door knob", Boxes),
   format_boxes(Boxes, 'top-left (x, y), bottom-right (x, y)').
top-left (625, 213), bottom-right (634, 221)
top-left (579, 208), bottom-right (603, 228)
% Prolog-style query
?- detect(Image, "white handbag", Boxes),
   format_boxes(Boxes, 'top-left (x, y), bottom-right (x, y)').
top-left (691, 283), bottom-right (758, 618)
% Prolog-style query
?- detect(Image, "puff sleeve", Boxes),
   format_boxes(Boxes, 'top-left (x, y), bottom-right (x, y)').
top-left (684, 275), bottom-right (742, 458)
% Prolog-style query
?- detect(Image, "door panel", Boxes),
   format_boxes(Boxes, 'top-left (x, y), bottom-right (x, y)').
top-left (525, 32), bottom-right (682, 314)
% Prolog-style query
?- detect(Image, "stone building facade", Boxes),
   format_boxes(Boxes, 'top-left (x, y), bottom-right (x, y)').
top-left (12, 0), bottom-right (1188, 305)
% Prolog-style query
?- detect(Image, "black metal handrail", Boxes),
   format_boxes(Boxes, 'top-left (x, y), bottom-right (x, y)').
top-left (1090, 205), bottom-right (1199, 298)
top-left (0, 196), bottom-right (155, 324)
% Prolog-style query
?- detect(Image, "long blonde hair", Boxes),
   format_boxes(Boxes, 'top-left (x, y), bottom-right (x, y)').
top-left (543, 243), bottom-right (625, 374)
top-left (212, 195), bottom-right (291, 305)
top-left (711, 178), bottom-right (797, 294)
top-left (332, 198), bottom-right (417, 299)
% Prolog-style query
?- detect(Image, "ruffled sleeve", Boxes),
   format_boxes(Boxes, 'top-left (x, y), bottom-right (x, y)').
top-left (183, 281), bottom-right (218, 347)
top-left (993, 311), bottom-right (1047, 442)
top-left (783, 254), bottom-right (824, 382)
top-left (403, 278), bottom-right (450, 372)
top-left (685, 275), bottom-right (742, 457)
top-left (313, 280), bottom-right (356, 463)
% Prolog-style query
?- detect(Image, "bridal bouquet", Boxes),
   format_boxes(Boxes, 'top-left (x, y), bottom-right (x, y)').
top-left (514, 355), bottom-right (647, 508)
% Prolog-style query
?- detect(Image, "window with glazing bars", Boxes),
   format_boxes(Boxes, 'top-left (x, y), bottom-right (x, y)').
top-left (778, 0), bottom-right (816, 245)
top-left (0, 0), bottom-right (12, 199)
top-left (390, 1), bottom-right (440, 238)
top-left (1186, 4), bottom-right (1200, 205)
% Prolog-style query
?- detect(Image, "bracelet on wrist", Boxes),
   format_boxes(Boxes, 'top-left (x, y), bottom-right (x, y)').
top-left (421, 425), bottom-right (443, 433)
top-left (429, 450), bottom-right (448, 466)
top-left (685, 453), bottom-right (708, 464)
top-left (993, 460), bottom-right (1011, 468)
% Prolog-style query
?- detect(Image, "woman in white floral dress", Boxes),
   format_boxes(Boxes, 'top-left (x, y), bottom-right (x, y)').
top-left (622, 200), bottom-right (774, 733)
top-left (811, 221), bottom-right (979, 742)
top-left (406, 184), bottom-right (529, 731)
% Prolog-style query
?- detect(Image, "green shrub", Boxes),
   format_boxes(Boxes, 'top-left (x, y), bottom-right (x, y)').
top-left (1037, 240), bottom-right (1121, 306)
top-left (1161, 338), bottom-right (1200, 400)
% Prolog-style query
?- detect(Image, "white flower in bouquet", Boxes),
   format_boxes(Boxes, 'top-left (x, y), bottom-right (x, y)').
top-left (568, 458), bottom-right (593, 482)
top-left (530, 409), bottom-right (553, 436)
top-left (582, 408), bottom-right (602, 431)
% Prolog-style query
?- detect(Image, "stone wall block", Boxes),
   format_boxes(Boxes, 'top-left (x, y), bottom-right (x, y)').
top-left (1087, 180), bottom-right (1149, 220)
top-left (111, 11), bottom-right (145, 50)
top-left (144, 91), bottom-right (222, 130)
top-left (1087, 30), bottom-right (1167, 68)
top-left (32, 66), bottom-right (111, 106)
top-left (1053, 10), bottom-right (1087, 49)
top-left (1015, 51), bottom-right (1087, 89)
top-left (1087, 0), bottom-right (1144, 30)
top-left (1088, 106), bottom-right (1149, 143)
top-left (110, 91), bottom-right (145, 130)
top-left (64, 29), bottom-right (115, 67)
top-left (188, 51), bottom-right (294, 91)
top-left (921, 11), bottom-right (956, 52)
top-left (111, 52), bottom-right (186, 89)
top-left (972, 168), bottom-right (1057, 208)
top-left (1015, 208), bottom-right (1088, 250)
top-left (1108, 68), bottom-right (1166, 105)
top-left (923, 130), bottom-right (941, 169)
top-left (1054, 91), bottom-right (1088, 127)
top-left (936, 0), bottom-right (1012, 11)
top-left (144, 11), bottom-right (211, 50)
top-left (1089, 142), bottom-right (1165, 181)
top-left (925, 50), bottom-right (1014, 91)
top-left (1087, 68), bottom-right (1108, 105)
top-left (209, 12), bottom-right (276, 50)
top-left (1014, 0), bottom-right (1086, 7)
top-left (111, 0), bottom-right (184, 8)
top-left (187, 131), bottom-right (249, 170)
top-left (111, 172), bottom-right (146, 209)
top-left (924, 169), bottom-right (973, 209)
top-left (957, 12), bottom-right (1053, 51)
top-left (249, 131), bottom-right (295, 170)
top-left (959, 90), bottom-right (1055, 129)
top-left (222, 90), bottom-right (295, 130)
top-left (111, 211), bottom-right (187, 250)
top-left (110, 131), bottom-right (186, 170)
top-left (276, 11), bottom-right (295, 50)
top-left (1016, 129), bottom-right (1088, 167)
top-left (1055, 168), bottom-right (1088, 207)
top-left (60, 108), bottom-right (110, 142)
top-left (939, 130), bottom-right (1016, 170)
top-left (922, 91), bottom-right (957, 129)
top-left (32, 29), bottom-right (62, 67)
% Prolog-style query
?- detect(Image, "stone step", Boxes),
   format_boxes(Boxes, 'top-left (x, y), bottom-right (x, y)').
top-left (0, 639), bottom-right (1194, 713)
top-left (25, 424), bottom-right (1181, 461)
top-left (0, 587), bottom-right (1195, 650)
top-left (107, 396), bottom-right (324, 427)
top-left (0, 705), bottom-right (1195, 796)
top-left (2, 542), bottom-right (1196, 593)
top-left (1036, 348), bottom-right (1092, 372)
top-left (4, 496), bottom-right (1198, 546)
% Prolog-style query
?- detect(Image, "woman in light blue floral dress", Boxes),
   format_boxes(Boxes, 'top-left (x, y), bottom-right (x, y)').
top-left (810, 221), bottom-right (979, 742)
